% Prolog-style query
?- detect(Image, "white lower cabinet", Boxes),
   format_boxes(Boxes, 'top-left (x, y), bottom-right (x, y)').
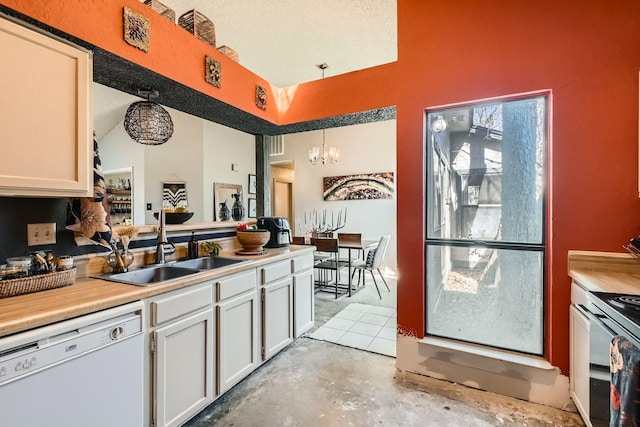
top-left (143, 252), bottom-right (315, 426)
top-left (292, 254), bottom-right (315, 337)
top-left (154, 310), bottom-right (214, 427)
top-left (262, 277), bottom-right (294, 359)
top-left (148, 283), bottom-right (214, 427)
top-left (570, 303), bottom-right (591, 425)
top-left (216, 269), bottom-right (259, 394)
top-left (259, 260), bottom-right (294, 361)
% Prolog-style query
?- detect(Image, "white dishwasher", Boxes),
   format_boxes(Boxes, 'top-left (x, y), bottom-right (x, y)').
top-left (0, 301), bottom-right (144, 427)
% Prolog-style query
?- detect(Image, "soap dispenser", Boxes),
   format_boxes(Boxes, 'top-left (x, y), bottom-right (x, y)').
top-left (188, 232), bottom-right (198, 259)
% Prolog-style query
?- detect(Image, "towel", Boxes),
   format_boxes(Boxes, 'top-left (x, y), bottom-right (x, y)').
top-left (610, 335), bottom-right (640, 426)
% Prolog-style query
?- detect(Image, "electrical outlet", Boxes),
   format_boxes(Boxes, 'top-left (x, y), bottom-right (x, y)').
top-left (27, 223), bottom-right (56, 246)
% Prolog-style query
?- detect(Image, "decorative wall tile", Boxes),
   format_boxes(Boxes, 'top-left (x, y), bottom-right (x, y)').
top-left (255, 84), bottom-right (266, 110)
top-left (205, 55), bottom-right (222, 88)
top-left (123, 7), bottom-right (150, 52)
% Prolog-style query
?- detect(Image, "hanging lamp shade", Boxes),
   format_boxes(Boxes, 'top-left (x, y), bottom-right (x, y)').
top-left (123, 90), bottom-right (174, 145)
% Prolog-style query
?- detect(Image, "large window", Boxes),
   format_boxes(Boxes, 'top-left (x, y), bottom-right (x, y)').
top-left (425, 95), bottom-right (546, 355)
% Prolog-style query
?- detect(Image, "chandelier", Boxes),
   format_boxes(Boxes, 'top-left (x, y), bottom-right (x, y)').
top-left (308, 63), bottom-right (341, 165)
top-left (309, 129), bottom-right (340, 165)
top-left (124, 90), bottom-right (174, 145)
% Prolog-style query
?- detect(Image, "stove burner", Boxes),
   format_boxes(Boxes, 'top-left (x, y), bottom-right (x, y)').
top-left (611, 295), bottom-right (640, 310)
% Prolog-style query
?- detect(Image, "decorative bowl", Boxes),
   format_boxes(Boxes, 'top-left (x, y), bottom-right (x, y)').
top-left (154, 212), bottom-right (194, 224)
top-left (236, 229), bottom-right (270, 252)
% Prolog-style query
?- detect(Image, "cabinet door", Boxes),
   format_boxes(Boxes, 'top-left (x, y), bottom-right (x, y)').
top-left (262, 277), bottom-right (294, 360)
top-left (153, 309), bottom-right (214, 427)
top-left (0, 16), bottom-right (92, 197)
top-left (570, 304), bottom-right (590, 422)
top-left (217, 290), bottom-right (258, 394)
top-left (293, 269), bottom-right (314, 337)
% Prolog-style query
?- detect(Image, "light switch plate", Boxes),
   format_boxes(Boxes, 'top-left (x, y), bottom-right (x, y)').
top-left (27, 223), bottom-right (56, 246)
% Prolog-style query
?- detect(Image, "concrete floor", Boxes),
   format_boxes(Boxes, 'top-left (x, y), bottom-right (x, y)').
top-left (186, 269), bottom-right (585, 427)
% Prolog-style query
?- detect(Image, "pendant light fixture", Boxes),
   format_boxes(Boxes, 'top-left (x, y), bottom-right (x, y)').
top-left (430, 115), bottom-right (447, 133)
top-left (308, 64), bottom-right (341, 165)
top-left (124, 90), bottom-right (174, 145)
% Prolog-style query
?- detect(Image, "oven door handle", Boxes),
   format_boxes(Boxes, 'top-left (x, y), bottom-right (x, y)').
top-left (576, 303), bottom-right (614, 330)
top-left (574, 303), bottom-right (590, 318)
top-left (584, 306), bottom-right (621, 338)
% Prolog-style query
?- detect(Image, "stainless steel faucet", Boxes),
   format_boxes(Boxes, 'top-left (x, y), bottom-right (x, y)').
top-left (154, 209), bottom-right (176, 264)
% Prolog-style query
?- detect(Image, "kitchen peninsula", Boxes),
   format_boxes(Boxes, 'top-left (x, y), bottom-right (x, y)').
top-left (0, 243), bottom-right (315, 427)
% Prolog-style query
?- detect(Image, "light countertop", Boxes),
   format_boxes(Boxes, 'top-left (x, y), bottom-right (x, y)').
top-left (568, 250), bottom-right (640, 294)
top-left (0, 245), bottom-right (314, 337)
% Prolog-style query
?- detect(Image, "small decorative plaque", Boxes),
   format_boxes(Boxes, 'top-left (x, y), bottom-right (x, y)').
top-left (205, 55), bottom-right (222, 88)
top-left (255, 84), bottom-right (267, 110)
top-left (124, 7), bottom-right (150, 52)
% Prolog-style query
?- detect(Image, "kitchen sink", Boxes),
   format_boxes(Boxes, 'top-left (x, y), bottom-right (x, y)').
top-left (96, 265), bottom-right (201, 286)
top-left (171, 256), bottom-right (249, 270)
top-left (94, 257), bottom-right (250, 286)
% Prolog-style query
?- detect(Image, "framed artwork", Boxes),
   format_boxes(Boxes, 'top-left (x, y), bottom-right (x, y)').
top-left (322, 172), bottom-right (395, 201)
top-left (248, 174), bottom-right (256, 194)
top-left (248, 198), bottom-right (257, 218)
top-left (214, 182), bottom-right (242, 221)
top-left (162, 181), bottom-right (188, 211)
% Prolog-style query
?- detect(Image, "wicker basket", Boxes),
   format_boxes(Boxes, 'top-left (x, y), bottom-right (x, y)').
top-left (0, 268), bottom-right (76, 299)
top-left (178, 9), bottom-right (216, 47)
top-left (143, 0), bottom-right (176, 22)
top-left (217, 45), bottom-right (239, 63)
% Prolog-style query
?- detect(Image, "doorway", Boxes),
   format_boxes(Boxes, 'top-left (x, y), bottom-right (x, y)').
top-left (270, 162), bottom-right (295, 232)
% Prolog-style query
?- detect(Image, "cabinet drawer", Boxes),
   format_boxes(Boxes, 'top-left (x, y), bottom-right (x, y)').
top-left (291, 254), bottom-right (313, 273)
top-left (217, 269), bottom-right (257, 301)
top-left (571, 281), bottom-right (589, 306)
top-left (151, 284), bottom-right (213, 327)
top-left (260, 260), bottom-right (290, 285)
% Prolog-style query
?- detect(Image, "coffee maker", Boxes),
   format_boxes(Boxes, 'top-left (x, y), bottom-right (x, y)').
top-left (257, 217), bottom-right (291, 248)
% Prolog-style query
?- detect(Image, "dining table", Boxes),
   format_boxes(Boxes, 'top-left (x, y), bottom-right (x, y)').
top-left (295, 237), bottom-right (378, 297)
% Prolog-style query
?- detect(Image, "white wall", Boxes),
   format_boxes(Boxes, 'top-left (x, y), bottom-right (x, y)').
top-left (99, 121), bottom-right (146, 225)
top-left (98, 99), bottom-right (395, 274)
top-left (274, 120), bottom-right (397, 273)
top-left (203, 121), bottom-right (256, 221)
top-left (99, 107), bottom-right (255, 225)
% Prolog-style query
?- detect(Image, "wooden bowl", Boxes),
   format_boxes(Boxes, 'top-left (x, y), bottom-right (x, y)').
top-left (236, 229), bottom-right (270, 252)
top-left (153, 212), bottom-right (194, 224)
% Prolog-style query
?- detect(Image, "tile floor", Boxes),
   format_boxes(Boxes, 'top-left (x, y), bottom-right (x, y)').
top-left (310, 303), bottom-right (397, 356)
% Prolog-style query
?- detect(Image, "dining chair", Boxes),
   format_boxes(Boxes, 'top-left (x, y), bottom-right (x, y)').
top-left (351, 235), bottom-right (391, 299)
top-left (337, 232), bottom-right (363, 262)
top-left (292, 236), bottom-right (306, 245)
top-left (311, 237), bottom-right (349, 299)
top-left (308, 234), bottom-right (333, 265)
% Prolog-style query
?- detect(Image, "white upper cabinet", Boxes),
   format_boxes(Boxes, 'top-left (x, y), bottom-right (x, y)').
top-left (0, 16), bottom-right (92, 197)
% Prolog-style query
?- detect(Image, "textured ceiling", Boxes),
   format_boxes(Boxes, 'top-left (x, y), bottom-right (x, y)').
top-left (158, 0), bottom-right (397, 87)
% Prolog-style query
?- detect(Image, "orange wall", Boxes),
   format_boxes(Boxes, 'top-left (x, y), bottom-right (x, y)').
top-left (4, 0), bottom-right (640, 375)
top-left (0, 0), bottom-right (279, 123)
top-left (278, 62), bottom-right (400, 123)
top-left (392, 0), bottom-right (640, 373)
top-left (275, 0), bottom-right (640, 373)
